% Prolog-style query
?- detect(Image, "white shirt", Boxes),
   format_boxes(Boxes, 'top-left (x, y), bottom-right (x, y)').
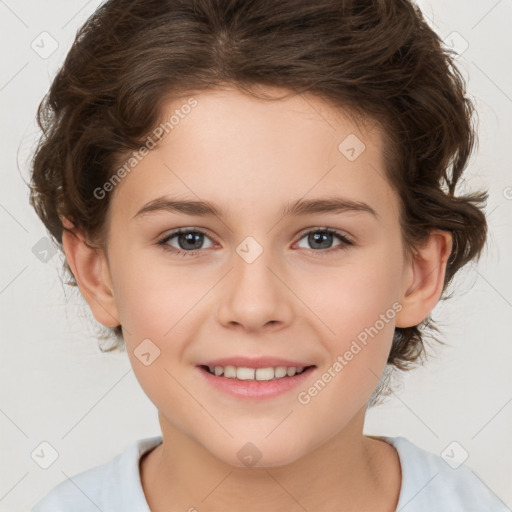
top-left (31, 435), bottom-right (509, 511)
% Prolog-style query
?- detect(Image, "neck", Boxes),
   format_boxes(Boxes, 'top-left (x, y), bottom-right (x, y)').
top-left (140, 406), bottom-right (401, 512)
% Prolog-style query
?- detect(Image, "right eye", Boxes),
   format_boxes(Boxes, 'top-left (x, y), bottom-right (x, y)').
top-left (157, 228), bottom-right (215, 257)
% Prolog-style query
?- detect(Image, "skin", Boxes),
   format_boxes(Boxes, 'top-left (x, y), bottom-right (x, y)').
top-left (62, 86), bottom-right (452, 511)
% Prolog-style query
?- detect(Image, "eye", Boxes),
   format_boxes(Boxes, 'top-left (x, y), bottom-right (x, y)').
top-left (157, 227), bottom-right (354, 258)
top-left (157, 228), bottom-right (214, 257)
top-left (295, 228), bottom-right (353, 255)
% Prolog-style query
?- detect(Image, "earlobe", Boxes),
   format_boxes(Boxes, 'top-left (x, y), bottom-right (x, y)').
top-left (395, 230), bottom-right (453, 328)
top-left (61, 224), bottom-right (120, 328)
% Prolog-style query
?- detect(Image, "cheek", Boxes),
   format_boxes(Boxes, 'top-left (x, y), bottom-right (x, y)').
top-left (296, 240), bottom-right (403, 407)
top-left (301, 247), bottom-right (403, 342)
top-left (109, 241), bottom-right (207, 335)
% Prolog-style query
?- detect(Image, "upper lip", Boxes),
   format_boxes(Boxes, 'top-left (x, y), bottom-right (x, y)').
top-left (198, 357), bottom-right (315, 369)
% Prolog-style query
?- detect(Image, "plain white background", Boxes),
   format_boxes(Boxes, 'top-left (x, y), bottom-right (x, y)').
top-left (1, 1), bottom-right (511, 510)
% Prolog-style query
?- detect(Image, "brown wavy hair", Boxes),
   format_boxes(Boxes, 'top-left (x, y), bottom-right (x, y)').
top-left (29, 0), bottom-right (487, 400)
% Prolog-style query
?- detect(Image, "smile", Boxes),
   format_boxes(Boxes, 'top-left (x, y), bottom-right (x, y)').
top-left (201, 364), bottom-right (312, 381)
top-left (197, 364), bottom-right (317, 399)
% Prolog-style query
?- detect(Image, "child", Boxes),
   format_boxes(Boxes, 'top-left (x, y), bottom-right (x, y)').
top-left (29, 0), bottom-right (507, 510)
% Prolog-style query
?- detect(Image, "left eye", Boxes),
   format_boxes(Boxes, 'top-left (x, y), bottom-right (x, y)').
top-left (295, 229), bottom-right (352, 251)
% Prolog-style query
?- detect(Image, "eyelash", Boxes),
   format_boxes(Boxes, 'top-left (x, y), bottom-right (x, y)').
top-left (156, 227), bottom-right (354, 258)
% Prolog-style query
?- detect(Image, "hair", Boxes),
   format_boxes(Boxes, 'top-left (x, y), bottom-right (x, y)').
top-left (29, 0), bottom-right (487, 404)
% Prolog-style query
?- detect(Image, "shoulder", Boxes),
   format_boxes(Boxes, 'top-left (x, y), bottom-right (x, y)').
top-left (31, 436), bottom-right (162, 512)
top-left (378, 436), bottom-right (509, 512)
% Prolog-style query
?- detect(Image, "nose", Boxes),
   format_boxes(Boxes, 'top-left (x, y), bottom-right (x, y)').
top-left (216, 245), bottom-right (294, 333)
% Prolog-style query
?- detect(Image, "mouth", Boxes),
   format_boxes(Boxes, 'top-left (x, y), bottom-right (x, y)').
top-left (198, 364), bottom-right (315, 381)
top-left (196, 363), bottom-right (317, 399)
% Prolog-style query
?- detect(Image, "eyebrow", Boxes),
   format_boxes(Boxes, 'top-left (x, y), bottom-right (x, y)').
top-left (133, 196), bottom-right (378, 220)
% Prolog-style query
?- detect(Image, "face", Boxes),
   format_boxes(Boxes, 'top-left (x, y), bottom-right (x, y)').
top-left (100, 86), bottom-right (411, 467)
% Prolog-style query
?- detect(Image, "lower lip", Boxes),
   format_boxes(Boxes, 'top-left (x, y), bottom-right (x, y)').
top-left (196, 365), bottom-right (316, 399)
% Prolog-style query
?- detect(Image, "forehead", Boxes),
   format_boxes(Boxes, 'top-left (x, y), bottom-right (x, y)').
top-left (108, 86), bottom-right (398, 224)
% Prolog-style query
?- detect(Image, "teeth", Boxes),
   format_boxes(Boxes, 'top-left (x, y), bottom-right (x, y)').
top-left (286, 366), bottom-right (297, 376)
top-left (204, 364), bottom-right (309, 381)
top-left (224, 365), bottom-right (237, 378)
top-left (237, 367), bottom-right (255, 380)
top-left (274, 366), bottom-right (287, 378)
top-left (255, 367), bottom-right (274, 380)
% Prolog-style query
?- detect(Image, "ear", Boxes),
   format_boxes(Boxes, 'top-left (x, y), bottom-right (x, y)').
top-left (61, 222), bottom-right (120, 328)
top-left (395, 229), bottom-right (453, 328)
